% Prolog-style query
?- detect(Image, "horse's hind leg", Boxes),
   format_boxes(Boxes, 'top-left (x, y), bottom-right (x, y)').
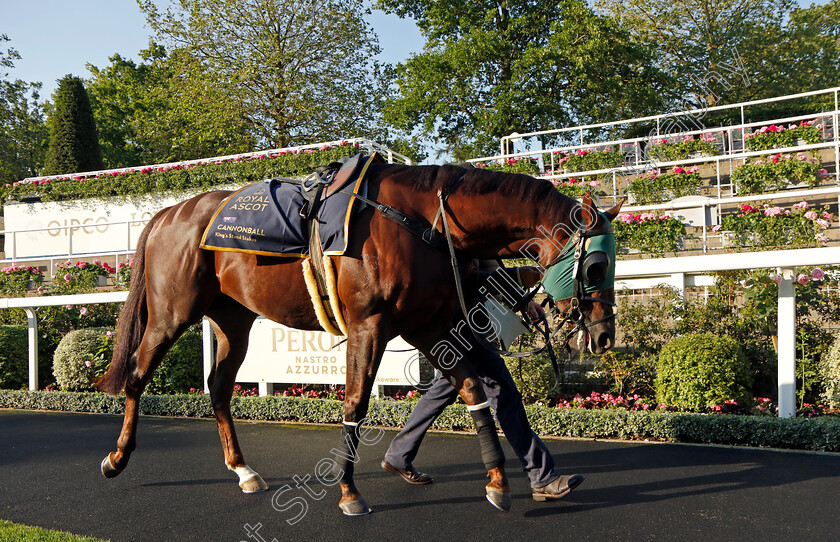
top-left (205, 300), bottom-right (266, 493)
top-left (101, 320), bottom-right (192, 478)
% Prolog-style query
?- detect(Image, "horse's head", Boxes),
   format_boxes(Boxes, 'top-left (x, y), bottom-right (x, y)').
top-left (540, 192), bottom-right (622, 355)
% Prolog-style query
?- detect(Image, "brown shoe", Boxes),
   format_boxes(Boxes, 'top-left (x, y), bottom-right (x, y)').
top-left (381, 459), bottom-right (433, 485)
top-left (532, 474), bottom-right (584, 501)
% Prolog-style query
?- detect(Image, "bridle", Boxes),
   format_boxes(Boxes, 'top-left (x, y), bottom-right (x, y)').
top-left (544, 226), bottom-right (617, 353)
top-left (432, 180), bottom-right (617, 387)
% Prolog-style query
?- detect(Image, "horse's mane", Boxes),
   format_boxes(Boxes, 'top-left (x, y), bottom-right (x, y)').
top-left (379, 162), bottom-right (576, 216)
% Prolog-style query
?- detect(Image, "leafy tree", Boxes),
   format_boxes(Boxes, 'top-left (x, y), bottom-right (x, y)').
top-left (138, 0), bottom-right (385, 149)
top-left (43, 75), bottom-right (103, 175)
top-left (86, 44), bottom-right (255, 168)
top-left (376, 0), bottom-right (668, 160)
top-left (0, 34), bottom-right (48, 183)
top-left (599, 0), bottom-right (840, 120)
top-left (779, 0), bottom-right (840, 96)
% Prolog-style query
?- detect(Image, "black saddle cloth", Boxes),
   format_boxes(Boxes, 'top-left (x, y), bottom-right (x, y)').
top-left (200, 176), bottom-right (367, 257)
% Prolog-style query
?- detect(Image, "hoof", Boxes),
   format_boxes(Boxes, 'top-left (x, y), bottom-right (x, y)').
top-left (240, 474), bottom-right (269, 494)
top-left (485, 486), bottom-right (511, 512)
top-left (339, 496), bottom-right (372, 516)
top-left (100, 454), bottom-right (123, 479)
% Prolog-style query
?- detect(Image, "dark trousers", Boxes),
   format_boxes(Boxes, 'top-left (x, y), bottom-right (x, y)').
top-left (384, 345), bottom-right (558, 489)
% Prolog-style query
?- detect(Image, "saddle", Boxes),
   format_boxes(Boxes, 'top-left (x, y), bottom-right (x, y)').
top-left (298, 152), bottom-right (383, 336)
top-left (300, 153), bottom-right (384, 219)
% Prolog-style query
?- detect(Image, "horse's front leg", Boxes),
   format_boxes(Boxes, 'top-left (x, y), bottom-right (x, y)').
top-left (334, 317), bottom-right (388, 516)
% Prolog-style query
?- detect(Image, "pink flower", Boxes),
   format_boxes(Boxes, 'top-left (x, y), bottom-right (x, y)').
top-left (797, 274), bottom-right (810, 285)
top-left (712, 224), bottom-right (722, 232)
top-left (793, 201), bottom-right (809, 209)
top-left (817, 233), bottom-right (830, 243)
top-left (79, 307), bottom-right (88, 316)
top-left (817, 219), bottom-right (830, 229)
top-left (771, 274), bottom-right (783, 284)
top-left (822, 211), bottom-right (831, 220)
top-left (673, 166), bottom-right (685, 174)
top-left (804, 210), bottom-right (818, 220)
top-left (64, 273), bottom-right (73, 281)
top-left (811, 268), bottom-right (825, 281)
top-left (84, 360), bottom-right (92, 368)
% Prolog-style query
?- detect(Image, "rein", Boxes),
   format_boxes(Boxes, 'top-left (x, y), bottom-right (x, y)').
top-left (332, 170), bottom-right (615, 389)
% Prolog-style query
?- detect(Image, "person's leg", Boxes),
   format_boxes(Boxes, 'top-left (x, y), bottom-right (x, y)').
top-left (383, 372), bottom-right (458, 471)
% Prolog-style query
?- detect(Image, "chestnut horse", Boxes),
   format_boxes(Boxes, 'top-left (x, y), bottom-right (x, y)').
top-left (95, 162), bottom-right (620, 515)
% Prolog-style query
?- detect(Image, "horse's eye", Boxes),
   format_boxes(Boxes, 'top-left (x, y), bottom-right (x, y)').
top-left (582, 252), bottom-right (609, 285)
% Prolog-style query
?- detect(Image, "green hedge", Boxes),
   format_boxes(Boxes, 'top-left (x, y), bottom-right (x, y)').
top-left (3, 390), bottom-right (840, 452)
top-left (1, 141), bottom-right (365, 206)
top-left (0, 326), bottom-right (28, 389)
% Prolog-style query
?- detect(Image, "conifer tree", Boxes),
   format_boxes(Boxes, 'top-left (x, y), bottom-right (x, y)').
top-left (44, 75), bottom-right (103, 175)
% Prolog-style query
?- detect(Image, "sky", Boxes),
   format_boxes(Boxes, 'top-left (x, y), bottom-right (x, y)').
top-left (1, 0), bottom-right (424, 97)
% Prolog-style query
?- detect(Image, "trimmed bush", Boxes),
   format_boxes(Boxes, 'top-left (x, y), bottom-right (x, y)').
top-left (656, 333), bottom-right (752, 412)
top-left (504, 353), bottom-right (556, 404)
top-left (146, 330), bottom-right (203, 395)
top-left (52, 328), bottom-right (113, 391)
top-left (4, 390), bottom-right (840, 452)
top-left (820, 333), bottom-right (840, 408)
top-left (0, 326), bottom-right (28, 389)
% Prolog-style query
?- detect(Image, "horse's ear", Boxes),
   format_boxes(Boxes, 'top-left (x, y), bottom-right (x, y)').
top-left (582, 191), bottom-right (597, 229)
top-left (602, 198), bottom-right (625, 223)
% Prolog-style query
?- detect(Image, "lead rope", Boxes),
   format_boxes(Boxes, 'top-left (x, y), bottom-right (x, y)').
top-left (437, 190), bottom-right (475, 321)
top-left (437, 190), bottom-right (566, 389)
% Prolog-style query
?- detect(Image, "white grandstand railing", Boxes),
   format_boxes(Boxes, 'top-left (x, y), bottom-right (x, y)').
top-left (495, 86), bottom-right (840, 157)
top-left (19, 137), bottom-right (413, 184)
top-left (469, 110), bottom-right (840, 196)
top-left (0, 219), bottom-right (147, 276)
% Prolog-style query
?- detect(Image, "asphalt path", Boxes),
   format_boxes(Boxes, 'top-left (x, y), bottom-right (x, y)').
top-left (2, 410), bottom-right (840, 542)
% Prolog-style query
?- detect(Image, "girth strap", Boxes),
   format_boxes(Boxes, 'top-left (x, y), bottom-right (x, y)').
top-left (308, 220), bottom-right (342, 333)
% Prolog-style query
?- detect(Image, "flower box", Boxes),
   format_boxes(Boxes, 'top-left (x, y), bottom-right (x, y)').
top-left (716, 202), bottom-right (832, 250)
top-left (614, 213), bottom-right (686, 257)
top-left (628, 166), bottom-right (701, 205)
top-left (744, 120), bottom-right (822, 151)
top-left (730, 153), bottom-right (824, 195)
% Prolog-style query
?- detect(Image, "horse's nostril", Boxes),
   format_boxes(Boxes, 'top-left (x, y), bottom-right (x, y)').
top-left (598, 333), bottom-right (613, 351)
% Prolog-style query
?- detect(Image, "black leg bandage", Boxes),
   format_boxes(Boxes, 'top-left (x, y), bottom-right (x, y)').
top-left (469, 406), bottom-right (505, 471)
top-left (332, 423), bottom-right (361, 484)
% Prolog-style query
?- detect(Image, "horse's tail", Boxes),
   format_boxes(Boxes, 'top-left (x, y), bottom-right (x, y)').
top-left (95, 215), bottom-right (157, 395)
